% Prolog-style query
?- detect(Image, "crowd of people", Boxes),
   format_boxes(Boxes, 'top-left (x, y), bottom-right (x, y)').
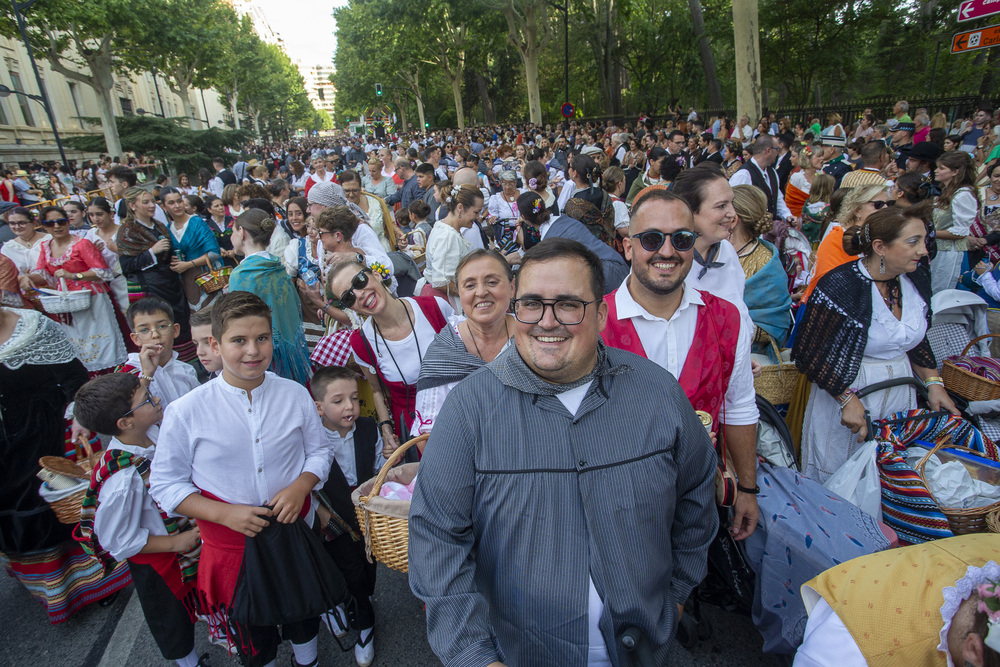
top-left (2, 97), bottom-right (1000, 667)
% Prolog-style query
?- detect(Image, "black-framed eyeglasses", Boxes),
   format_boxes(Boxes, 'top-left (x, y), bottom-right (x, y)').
top-left (123, 390), bottom-right (155, 418)
top-left (332, 270), bottom-right (370, 309)
top-left (512, 297), bottom-right (599, 325)
top-left (629, 229), bottom-right (698, 252)
top-left (867, 200), bottom-right (889, 210)
top-left (41, 218), bottom-right (69, 227)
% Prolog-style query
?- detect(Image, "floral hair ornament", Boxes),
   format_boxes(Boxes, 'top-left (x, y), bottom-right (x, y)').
top-left (531, 197), bottom-right (544, 215)
top-left (938, 561), bottom-right (1000, 666)
top-left (367, 260), bottom-right (393, 287)
top-left (528, 177), bottom-right (538, 190)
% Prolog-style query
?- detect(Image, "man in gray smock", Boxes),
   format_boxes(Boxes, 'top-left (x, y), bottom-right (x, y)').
top-left (409, 238), bottom-right (719, 666)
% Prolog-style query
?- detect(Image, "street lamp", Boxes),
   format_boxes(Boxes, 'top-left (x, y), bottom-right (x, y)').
top-left (6, 0), bottom-right (69, 168)
top-left (136, 107), bottom-right (165, 118)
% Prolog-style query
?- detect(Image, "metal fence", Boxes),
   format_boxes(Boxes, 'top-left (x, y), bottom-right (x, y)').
top-left (573, 93), bottom-right (999, 131)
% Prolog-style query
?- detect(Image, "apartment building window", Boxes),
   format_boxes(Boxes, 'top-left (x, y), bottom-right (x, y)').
top-left (9, 71), bottom-right (35, 126)
top-left (67, 82), bottom-right (83, 123)
top-left (120, 97), bottom-right (133, 116)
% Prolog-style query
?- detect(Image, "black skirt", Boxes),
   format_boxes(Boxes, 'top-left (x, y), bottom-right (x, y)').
top-left (231, 516), bottom-right (349, 627)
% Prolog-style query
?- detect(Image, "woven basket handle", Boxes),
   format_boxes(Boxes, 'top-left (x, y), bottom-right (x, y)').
top-left (73, 433), bottom-right (93, 462)
top-left (59, 277), bottom-right (69, 293)
top-left (914, 439), bottom-right (990, 482)
top-left (360, 433), bottom-right (429, 503)
top-left (960, 333), bottom-right (1000, 356)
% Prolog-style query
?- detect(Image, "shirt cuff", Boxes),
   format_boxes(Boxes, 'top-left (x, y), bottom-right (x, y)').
top-left (448, 638), bottom-right (501, 667)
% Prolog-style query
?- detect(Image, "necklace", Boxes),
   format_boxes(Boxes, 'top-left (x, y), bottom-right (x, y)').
top-left (989, 190), bottom-right (999, 201)
top-left (736, 238), bottom-right (759, 257)
top-left (371, 298), bottom-right (421, 424)
top-left (465, 318), bottom-right (511, 361)
top-left (867, 262), bottom-right (902, 310)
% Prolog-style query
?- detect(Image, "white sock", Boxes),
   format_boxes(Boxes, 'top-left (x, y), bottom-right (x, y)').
top-left (175, 649), bottom-right (199, 667)
top-left (291, 636), bottom-right (318, 665)
top-left (359, 626), bottom-right (373, 644)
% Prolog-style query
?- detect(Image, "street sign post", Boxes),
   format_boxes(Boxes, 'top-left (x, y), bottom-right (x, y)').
top-left (561, 102), bottom-right (575, 118)
top-left (951, 22), bottom-right (1000, 52)
top-left (958, 0), bottom-right (1000, 23)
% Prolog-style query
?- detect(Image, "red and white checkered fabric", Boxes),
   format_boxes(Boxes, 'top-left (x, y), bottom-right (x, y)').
top-left (310, 329), bottom-right (355, 367)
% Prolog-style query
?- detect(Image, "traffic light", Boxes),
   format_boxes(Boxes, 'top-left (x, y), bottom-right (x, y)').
top-left (375, 83), bottom-right (383, 96)
top-left (425, 122), bottom-right (429, 128)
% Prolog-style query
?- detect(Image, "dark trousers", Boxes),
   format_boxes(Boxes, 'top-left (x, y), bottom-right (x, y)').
top-left (127, 561), bottom-right (195, 661)
top-left (322, 533), bottom-right (376, 629)
top-left (237, 617), bottom-right (320, 667)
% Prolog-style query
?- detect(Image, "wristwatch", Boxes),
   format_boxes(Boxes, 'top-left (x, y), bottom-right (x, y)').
top-left (75, 273), bottom-right (83, 280)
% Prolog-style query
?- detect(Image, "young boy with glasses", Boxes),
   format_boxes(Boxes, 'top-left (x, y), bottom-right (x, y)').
top-left (73, 373), bottom-right (206, 667)
top-left (116, 296), bottom-right (199, 406)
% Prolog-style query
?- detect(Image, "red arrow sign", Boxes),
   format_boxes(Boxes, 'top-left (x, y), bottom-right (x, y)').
top-left (958, 0), bottom-right (1000, 22)
top-left (952, 23), bottom-right (1000, 52)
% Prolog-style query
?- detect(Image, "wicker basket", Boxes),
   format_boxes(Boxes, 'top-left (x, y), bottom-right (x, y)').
top-left (988, 508), bottom-right (1000, 533)
top-left (753, 336), bottom-right (799, 406)
top-left (941, 334), bottom-right (1000, 401)
top-left (37, 278), bottom-right (92, 315)
top-left (195, 267), bottom-right (232, 294)
top-left (38, 436), bottom-right (101, 525)
top-left (914, 440), bottom-right (1000, 535)
top-left (350, 434), bottom-right (428, 573)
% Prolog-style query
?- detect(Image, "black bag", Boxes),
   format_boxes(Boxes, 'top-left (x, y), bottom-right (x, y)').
top-left (230, 515), bottom-right (349, 627)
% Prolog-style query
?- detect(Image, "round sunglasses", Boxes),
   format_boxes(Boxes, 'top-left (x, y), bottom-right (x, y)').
top-left (629, 229), bottom-right (698, 253)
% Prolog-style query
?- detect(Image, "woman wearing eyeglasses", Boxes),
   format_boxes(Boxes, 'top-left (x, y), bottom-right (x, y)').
top-left (793, 206), bottom-right (959, 483)
top-left (327, 258), bottom-right (453, 456)
top-left (801, 184), bottom-right (889, 303)
top-left (1, 207), bottom-right (46, 296)
top-left (931, 151), bottom-right (983, 294)
top-left (28, 206), bottom-right (126, 374)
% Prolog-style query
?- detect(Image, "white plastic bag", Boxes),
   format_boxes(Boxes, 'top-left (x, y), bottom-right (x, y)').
top-left (823, 440), bottom-right (882, 519)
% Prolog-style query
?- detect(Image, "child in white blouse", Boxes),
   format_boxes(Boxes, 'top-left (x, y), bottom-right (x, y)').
top-left (151, 291), bottom-right (345, 667)
top-left (74, 373), bottom-right (204, 667)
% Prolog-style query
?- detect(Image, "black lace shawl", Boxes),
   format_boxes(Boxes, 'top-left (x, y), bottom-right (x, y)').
top-left (791, 260), bottom-right (935, 396)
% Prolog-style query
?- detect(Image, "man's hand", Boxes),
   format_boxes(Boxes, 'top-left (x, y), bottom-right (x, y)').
top-left (173, 526), bottom-right (201, 553)
top-left (222, 504), bottom-right (272, 537)
top-left (730, 492), bottom-right (759, 540)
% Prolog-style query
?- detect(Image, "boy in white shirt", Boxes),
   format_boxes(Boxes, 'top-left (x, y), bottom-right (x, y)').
top-left (189, 308), bottom-right (222, 377)
top-left (310, 365), bottom-right (380, 665)
top-left (150, 291), bottom-right (347, 667)
top-left (73, 373), bottom-right (204, 667)
top-left (118, 297), bottom-right (200, 405)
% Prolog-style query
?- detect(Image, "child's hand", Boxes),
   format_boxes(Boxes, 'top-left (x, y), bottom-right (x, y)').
top-left (223, 504), bottom-right (272, 536)
top-left (976, 260), bottom-right (994, 276)
top-left (138, 343), bottom-right (162, 377)
top-left (381, 425), bottom-right (400, 458)
top-left (269, 483), bottom-right (310, 524)
top-left (174, 526), bottom-right (200, 553)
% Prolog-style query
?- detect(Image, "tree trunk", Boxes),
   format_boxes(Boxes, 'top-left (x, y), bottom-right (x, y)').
top-left (172, 79), bottom-right (200, 130)
top-left (475, 71), bottom-right (496, 124)
top-left (733, 0), bottom-right (762, 123)
top-left (89, 58), bottom-right (124, 158)
top-left (449, 72), bottom-right (466, 130)
top-left (689, 0), bottom-right (723, 110)
top-left (231, 78), bottom-right (242, 129)
top-left (392, 91), bottom-right (408, 131)
top-left (402, 69), bottom-right (426, 129)
top-left (523, 51), bottom-right (542, 124)
top-left (503, 1), bottom-right (548, 125)
top-left (980, 47), bottom-right (999, 97)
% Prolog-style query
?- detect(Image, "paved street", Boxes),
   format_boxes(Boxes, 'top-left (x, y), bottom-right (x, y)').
top-left (0, 560), bottom-right (784, 666)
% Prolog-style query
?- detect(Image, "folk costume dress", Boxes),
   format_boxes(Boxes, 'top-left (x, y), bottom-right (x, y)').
top-left (167, 214), bottom-right (221, 308)
top-left (0, 309), bottom-right (130, 622)
top-left (32, 236), bottom-right (127, 373)
top-left (228, 251), bottom-right (311, 385)
top-left (116, 215), bottom-right (193, 358)
top-left (793, 261), bottom-right (934, 483)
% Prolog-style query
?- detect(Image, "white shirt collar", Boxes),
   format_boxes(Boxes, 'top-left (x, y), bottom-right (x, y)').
top-left (108, 437), bottom-right (155, 459)
top-left (324, 423), bottom-right (356, 440)
top-left (216, 370), bottom-right (274, 396)
top-left (614, 276), bottom-right (703, 323)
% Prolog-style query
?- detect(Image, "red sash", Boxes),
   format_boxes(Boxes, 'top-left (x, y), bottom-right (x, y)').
top-left (601, 288), bottom-right (739, 426)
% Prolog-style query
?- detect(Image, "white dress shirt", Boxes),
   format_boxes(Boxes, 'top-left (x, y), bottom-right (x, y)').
top-left (123, 351), bottom-right (200, 408)
top-left (684, 238), bottom-right (754, 333)
top-left (150, 372), bottom-right (333, 521)
top-left (323, 424), bottom-right (385, 487)
top-left (614, 278), bottom-right (758, 425)
top-left (93, 434), bottom-right (168, 561)
top-left (728, 158), bottom-right (793, 219)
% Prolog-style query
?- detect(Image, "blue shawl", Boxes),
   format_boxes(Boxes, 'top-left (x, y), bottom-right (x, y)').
top-left (169, 215), bottom-right (221, 267)
top-left (744, 239), bottom-right (792, 346)
top-left (229, 254), bottom-right (311, 385)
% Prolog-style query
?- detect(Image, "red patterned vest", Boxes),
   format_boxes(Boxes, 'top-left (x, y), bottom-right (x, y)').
top-left (601, 288), bottom-right (740, 426)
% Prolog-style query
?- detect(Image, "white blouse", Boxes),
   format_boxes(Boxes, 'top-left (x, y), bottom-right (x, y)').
top-left (354, 296), bottom-right (454, 385)
top-left (789, 170), bottom-right (813, 195)
top-left (859, 261), bottom-right (927, 360)
top-left (423, 223), bottom-right (471, 289)
top-left (1, 235), bottom-right (46, 274)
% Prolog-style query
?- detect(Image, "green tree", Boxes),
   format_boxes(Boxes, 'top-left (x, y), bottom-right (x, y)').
top-left (0, 0), bottom-right (153, 157)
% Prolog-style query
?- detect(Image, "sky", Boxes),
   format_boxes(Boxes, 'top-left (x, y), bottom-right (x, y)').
top-left (254, 0), bottom-right (349, 68)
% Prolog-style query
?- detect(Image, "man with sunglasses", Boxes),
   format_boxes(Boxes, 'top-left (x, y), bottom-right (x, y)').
top-left (410, 237), bottom-right (718, 666)
top-left (601, 188), bottom-right (760, 543)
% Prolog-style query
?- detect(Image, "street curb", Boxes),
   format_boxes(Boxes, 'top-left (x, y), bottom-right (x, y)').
top-left (96, 589), bottom-right (141, 667)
